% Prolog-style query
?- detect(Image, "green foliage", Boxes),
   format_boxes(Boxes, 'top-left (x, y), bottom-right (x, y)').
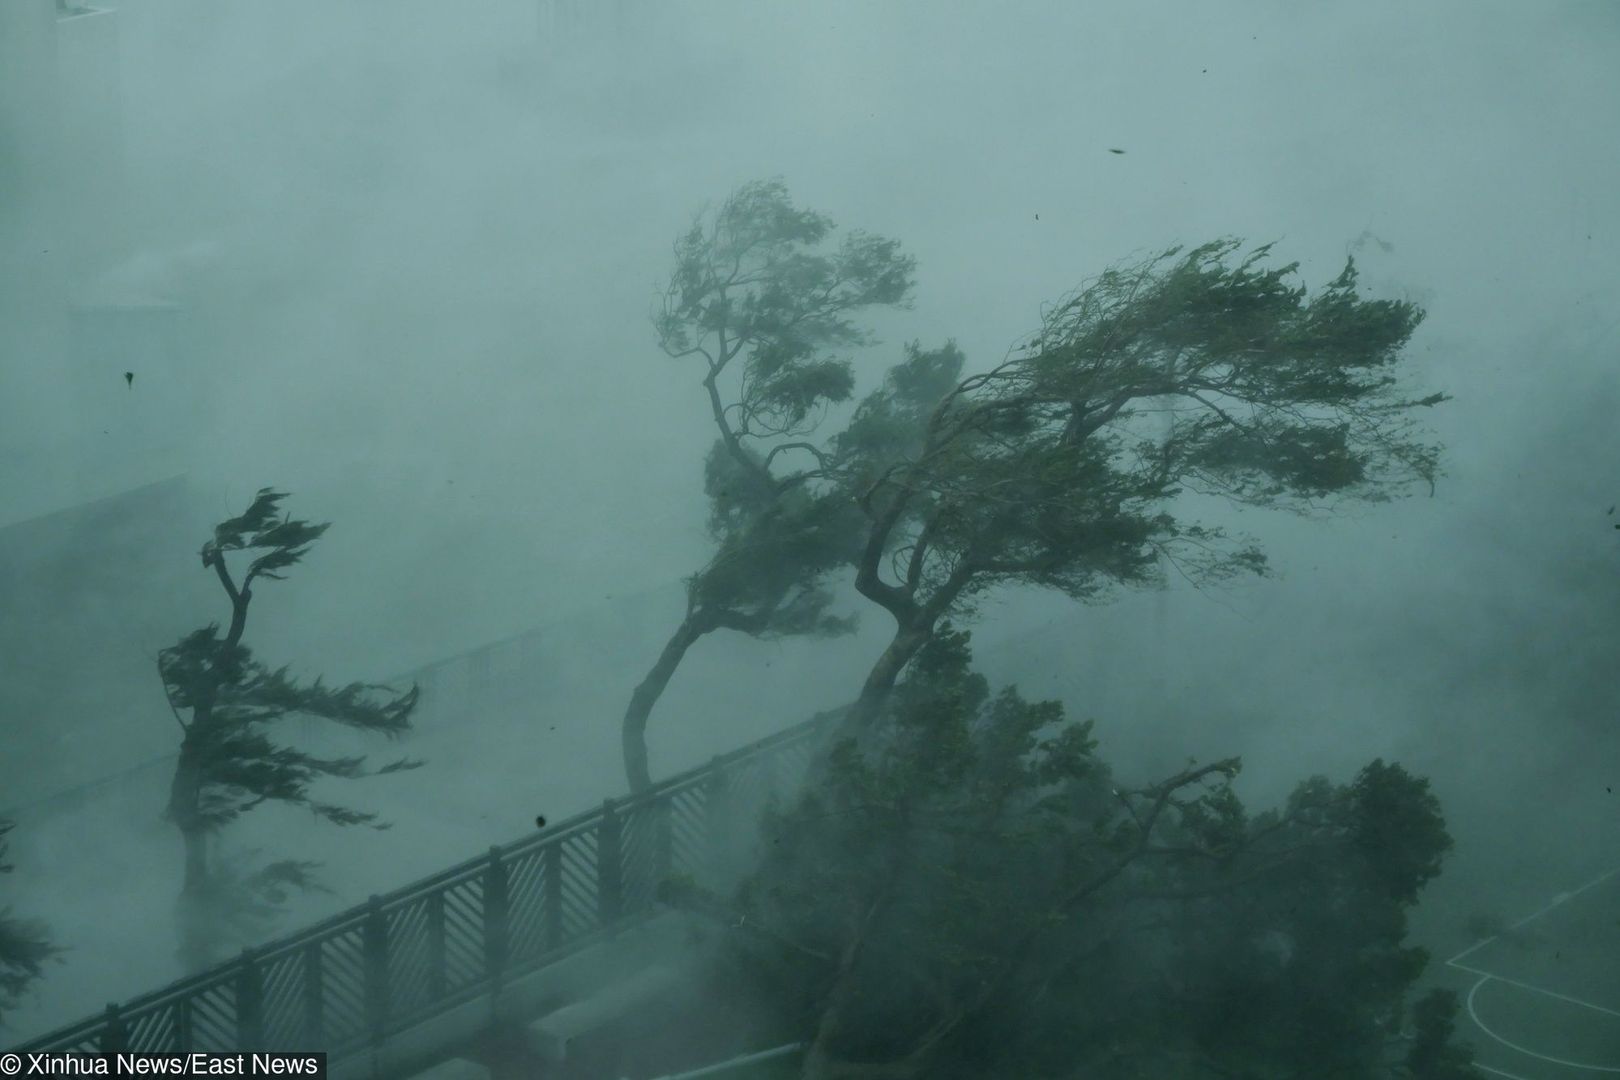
top-left (161, 490), bottom-right (420, 961)
top-left (202, 488), bottom-right (330, 586)
top-left (708, 637), bottom-right (1473, 1079)
top-left (1349, 758), bottom-right (1452, 904)
top-left (646, 219), bottom-right (1465, 1074)
top-left (834, 340), bottom-right (967, 486)
top-left (845, 240), bottom-right (1445, 664)
top-left (159, 635), bottom-right (421, 831)
top-left (1144, 758), bottom-right (1461, 1079)
top-left (657, 178), bottom-right (918, 628)
top-left (623, 180), bottom-right (918, 789)
top-left (0, 822), bottom-right (58, 1029)
top-left (1404, 990), bottom-right (1482, 1079)
top-left (657, 178), bottom-right (914, 440)
top-left (690, 443), bottom-right (862, 640)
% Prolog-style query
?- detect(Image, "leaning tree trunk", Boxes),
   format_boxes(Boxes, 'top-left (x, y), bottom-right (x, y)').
top-left (175, 826), bottom-right (216, 972)
top-left (167, 741), bottom-right (217, 971)
top-left (621, 610), bottom-right (718, 794)
top-left (835, 622), bottom-right (933, 742)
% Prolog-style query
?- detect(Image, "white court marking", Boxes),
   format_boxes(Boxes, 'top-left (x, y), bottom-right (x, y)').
top-left (1447, 865), bottom-right (1620, 1076)
top-left (1464, 975), bottom-right (1620, 1072)
top-left (1447, 866), bottom-right (1620, 968)
top-left (1450, 964), bottom-right (1620, 1022)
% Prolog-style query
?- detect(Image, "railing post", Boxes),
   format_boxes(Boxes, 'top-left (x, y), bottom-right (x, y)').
top-left (99, 1003), bottom-right (126, 1053)
top-left (543, 842), bottom-right (563, 951)
top-left (705, 757), bottom-right (734, 886)
top-left (597, 798), bottom-right (622, 926)
top-left (483, 847), bottom-right (510, 989)
top-left (301, 940), bottom-right (324, 1048)
top-left (362, 896), bottom-right (389, 1044)
top-left (174, 995), bottom-right (194, 1052)
top-left (425, 890), bottom-right (447, 1001)
top-left (236, 949), bottom-right (265, 1051)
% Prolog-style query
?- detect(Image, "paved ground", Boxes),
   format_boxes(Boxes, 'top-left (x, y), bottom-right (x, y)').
top-left (1432, 866), bottom-right (1620, 1079)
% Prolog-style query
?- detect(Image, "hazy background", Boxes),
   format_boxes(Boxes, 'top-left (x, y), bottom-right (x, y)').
top-left (1, 0), bottom-right (1616, 1043)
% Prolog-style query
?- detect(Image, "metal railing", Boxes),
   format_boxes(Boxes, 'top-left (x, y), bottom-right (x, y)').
top-left (9, 712), bottom-right (836, 1056)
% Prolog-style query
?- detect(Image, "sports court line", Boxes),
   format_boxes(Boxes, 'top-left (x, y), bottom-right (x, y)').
top-left (1449, 962), bottom-right (1620, 1021)
top-left (1464, 977), bottom-right (1620, 1074)
top-left (1446, 864), bottom-right (1620, 968)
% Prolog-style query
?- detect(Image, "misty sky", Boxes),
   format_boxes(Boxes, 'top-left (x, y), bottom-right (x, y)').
top-left (1, 0), bottom-right (1617, 1047)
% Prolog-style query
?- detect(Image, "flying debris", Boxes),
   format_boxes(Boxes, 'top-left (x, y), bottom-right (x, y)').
top-left (124, 371), bottom-right (134, 387)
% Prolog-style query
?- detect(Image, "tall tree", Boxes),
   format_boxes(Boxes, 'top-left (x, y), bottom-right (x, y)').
top-left (620, 178), bottom-right (915, 792)
top-left (159, 489), bottom-right (420, 970)
top-left (0, 820), bottom-right (56, 1030)
top-left (835, 240), bottom-right (1445, 735)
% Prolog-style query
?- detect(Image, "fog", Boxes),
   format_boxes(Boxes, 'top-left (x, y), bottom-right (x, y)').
top-left (2, 0), bottom-right (1617, 1071)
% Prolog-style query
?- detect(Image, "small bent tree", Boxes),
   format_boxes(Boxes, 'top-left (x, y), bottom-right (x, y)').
top-left (160, 489), bottom-right (420, 971)
top-left (836, 240), bottom-right (1446, 735)
top-left (621, 178), bottom-right (916, 792)
top-left (673, 632), bottom-right (1478, 1079)
top-left (0, 820), bottom-right (57, 1030)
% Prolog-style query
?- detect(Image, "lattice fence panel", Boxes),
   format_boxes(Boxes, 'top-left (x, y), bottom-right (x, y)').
top-left (125, 1001), bottom-right (179, 1051)
top-left (504, 845), bottom-right (550, 966)
top-left (186, 981), bottom-right (240, 1052)
top-left (439, 876), bottom-right (487, 993)
top-left (556, 831), bottom-right (598, 941)
top-left (668, 787), bottom-right (707, 881)
top-left (259, 949), bottom-right (307, 1050)
top-left (384, 897), bottom-right (435, 1023)
top-left (315, 926), bottom-right (369, 1047)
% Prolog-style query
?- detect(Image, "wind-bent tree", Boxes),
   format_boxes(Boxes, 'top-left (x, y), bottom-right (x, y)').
top-left (0, 820), bottom-right (57, 1029)
top-left (620, 178), bottom-right (916, 792)
top-left (160, 489), bottom-right (420, 970)
top-left (835, 240), bottom-right (1446, 735)
top-left (670, 632), bottom-right (1477, 1079)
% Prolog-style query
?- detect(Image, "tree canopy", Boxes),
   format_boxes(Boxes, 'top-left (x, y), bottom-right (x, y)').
top-left (625, 192), bottom-right (1464, 1079)
top-left (160, 489), bottom-right (420, 968)
top-left (673, 633), bottom-right (1477, 1080)
top-left (620, 179), bottom-right (915, 791)
top-left (835, 240), bottom-right (1446, 730)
